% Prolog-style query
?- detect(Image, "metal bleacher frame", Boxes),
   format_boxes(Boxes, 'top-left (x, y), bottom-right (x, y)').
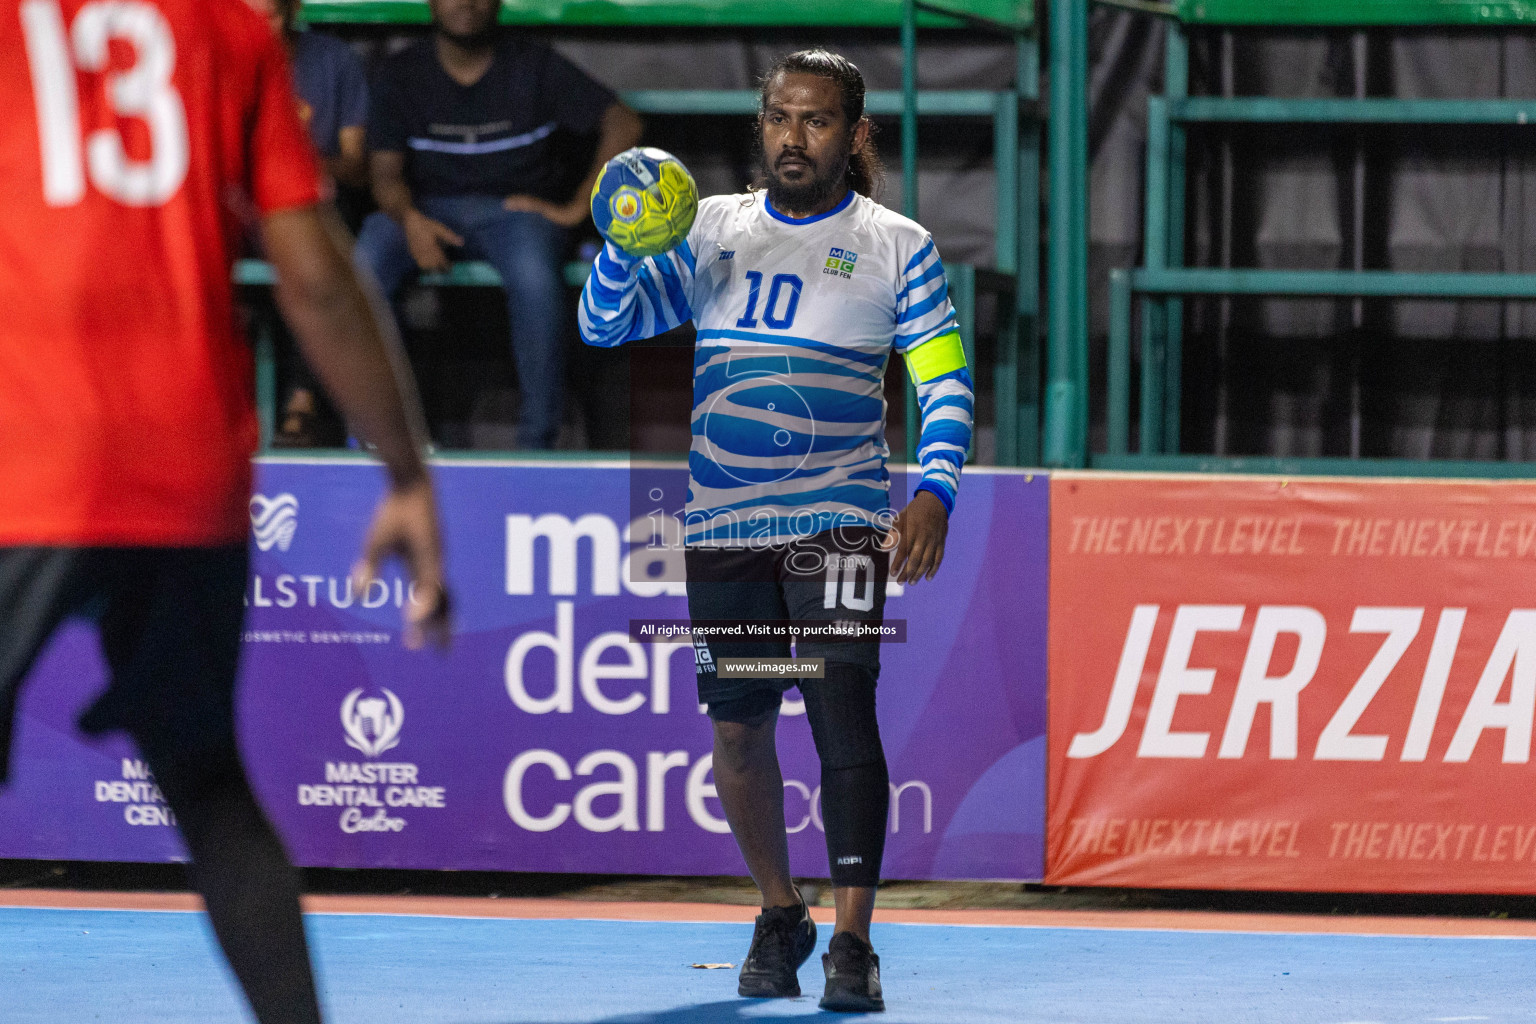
top-left (1044, 0), bottom-right (1536, 474)
top-left (241, 0), bottom-right (1042, 465)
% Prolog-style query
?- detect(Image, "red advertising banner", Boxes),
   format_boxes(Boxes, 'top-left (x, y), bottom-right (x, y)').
top-left (1049, 472), bottom-right (1536, 893)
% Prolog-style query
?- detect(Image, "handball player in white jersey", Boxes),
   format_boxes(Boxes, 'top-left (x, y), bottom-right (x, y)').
top-left (580, 49), bottom-right (974, 1013)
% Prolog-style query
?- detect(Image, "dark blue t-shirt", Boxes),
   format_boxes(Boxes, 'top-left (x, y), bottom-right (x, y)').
top-left (369, 37), bottom-right (616, 200)
top-left (290, 30), bottom-right (368, 158)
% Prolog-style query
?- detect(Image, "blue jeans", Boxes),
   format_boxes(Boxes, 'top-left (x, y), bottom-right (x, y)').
top-left (356, 195), bottom-right (567, 449)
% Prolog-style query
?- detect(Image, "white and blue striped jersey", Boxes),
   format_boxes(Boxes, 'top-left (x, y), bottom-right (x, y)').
top-left (580, 189), bottom-right (975, 545)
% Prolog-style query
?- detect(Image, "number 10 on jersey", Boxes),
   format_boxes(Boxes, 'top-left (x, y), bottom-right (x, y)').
top-left (736, 272), bottom-right (804, 331)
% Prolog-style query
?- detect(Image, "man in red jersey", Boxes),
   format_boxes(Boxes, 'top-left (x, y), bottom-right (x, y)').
top-left (1, 2), bottom-right (450, 1021)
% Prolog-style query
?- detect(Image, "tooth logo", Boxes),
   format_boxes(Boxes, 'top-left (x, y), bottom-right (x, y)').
top-left (340, 688), bottom-right (403, 759)
top-left (250, 493), bottom-right (299, 552)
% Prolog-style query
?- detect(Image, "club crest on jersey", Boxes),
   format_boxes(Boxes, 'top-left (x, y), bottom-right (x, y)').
top-left (824, 247), bottom-right (859, 279)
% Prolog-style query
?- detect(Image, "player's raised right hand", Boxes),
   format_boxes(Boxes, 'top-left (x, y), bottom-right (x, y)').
top-left (590, 147), bottom-right (698, 258)
top-left (403, 209), bottom-right (464, 274)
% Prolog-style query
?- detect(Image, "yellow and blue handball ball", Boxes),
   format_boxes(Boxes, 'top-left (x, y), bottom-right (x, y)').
top-left (590, 147), bottom-right (698, 258)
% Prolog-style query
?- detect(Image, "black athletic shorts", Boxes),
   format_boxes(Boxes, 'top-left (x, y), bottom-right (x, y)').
top-left (0, 545), bottom-right (247, 786)
top-left (685, 526), bottom-right (889, 710)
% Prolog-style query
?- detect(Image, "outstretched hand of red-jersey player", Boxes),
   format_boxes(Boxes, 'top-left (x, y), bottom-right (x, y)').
top-left (353, 475), bottom-right (452, 651)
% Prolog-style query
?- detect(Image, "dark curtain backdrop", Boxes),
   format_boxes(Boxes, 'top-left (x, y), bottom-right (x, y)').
top-left (336, 16), bottom-right (1536, 458)
top-left (1084, 12), bottom-right (1536, 461)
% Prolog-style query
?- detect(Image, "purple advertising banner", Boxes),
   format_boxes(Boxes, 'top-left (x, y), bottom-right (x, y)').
top-left (0, 458), bottom-right (1047, 880)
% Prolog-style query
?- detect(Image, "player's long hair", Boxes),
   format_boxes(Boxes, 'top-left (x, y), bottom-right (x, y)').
top-left (756, 49), bottom-right (887, 203)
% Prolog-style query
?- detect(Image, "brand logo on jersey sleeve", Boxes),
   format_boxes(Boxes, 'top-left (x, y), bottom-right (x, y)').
top-left (824, 247), bottom-right (859, 279)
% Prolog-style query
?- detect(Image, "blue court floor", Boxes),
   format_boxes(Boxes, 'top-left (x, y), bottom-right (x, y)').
top-left (3, 906), bottom-right (1533, 1023)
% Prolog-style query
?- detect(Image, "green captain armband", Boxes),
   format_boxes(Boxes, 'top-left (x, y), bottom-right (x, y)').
top-left (904, 330), bottom-right (967, 385)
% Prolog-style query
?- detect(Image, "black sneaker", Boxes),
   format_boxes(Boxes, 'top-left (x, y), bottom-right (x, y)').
top-left (819, 930), bottom-right (884, 1013)
top-left (737, 899), bottom-right (817, 998)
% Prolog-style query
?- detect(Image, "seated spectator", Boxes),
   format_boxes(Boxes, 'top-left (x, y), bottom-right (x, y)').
top-left (359, 0), bottom-right (642, 449)
top-left (260, 0), bottom-right (369, 189)
top-left (254, 0), bottom-right (372, 446)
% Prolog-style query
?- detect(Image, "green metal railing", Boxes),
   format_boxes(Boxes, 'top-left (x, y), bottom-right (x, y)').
top-left (279, 0), bottom-right (1042, 465)
top-left (620, 26), bottom-right (1040, 467)
top-left (1045, 0), bottom-right (1089, 467)
top-left (297, 0), bottom-right (1033, 28)
top-left (898, 0), bottom-right (1042, 467)
top-left (1172, 97), bottom-right (1536, 123)
top-left (1044, 0), bottom-right (1536, 475)
top-left (238, 81), bottom-right (1038, 457)
top-left (622, 89), bottom-right (1031, 310)
top-left (1107, 269), bottom-right (1536, 468)
top-left (1172, 0), bottom-right (1536, 26)
top-left (237, 258), bottom-right (585, 446)
top-left (927, 264), bottom-right (1013, 464)
top-left (1137, 58), bottom-right (1536, 467)
top-left (238, 257), bottom-right (1012, 458)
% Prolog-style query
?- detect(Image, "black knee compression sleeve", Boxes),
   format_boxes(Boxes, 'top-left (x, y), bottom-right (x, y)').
top-left (801, 662), bottom-right (888, 888)
top-left (706, 687), bottom-right (782, 724)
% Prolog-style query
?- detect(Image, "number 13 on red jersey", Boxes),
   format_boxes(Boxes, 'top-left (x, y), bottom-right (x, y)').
top-left (20, 0), bottom-right (189, 207)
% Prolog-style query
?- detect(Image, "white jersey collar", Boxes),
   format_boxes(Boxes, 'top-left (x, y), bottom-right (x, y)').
top-left (763, 189), bottom-right (856, 226)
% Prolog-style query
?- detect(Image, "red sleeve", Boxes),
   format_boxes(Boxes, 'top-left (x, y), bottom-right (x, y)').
top-left (248, 30), bottom-right (326, 215)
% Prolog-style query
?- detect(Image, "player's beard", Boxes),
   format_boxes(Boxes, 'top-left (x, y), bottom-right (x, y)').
top-left (762, 147), bottom-right (850, 215)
